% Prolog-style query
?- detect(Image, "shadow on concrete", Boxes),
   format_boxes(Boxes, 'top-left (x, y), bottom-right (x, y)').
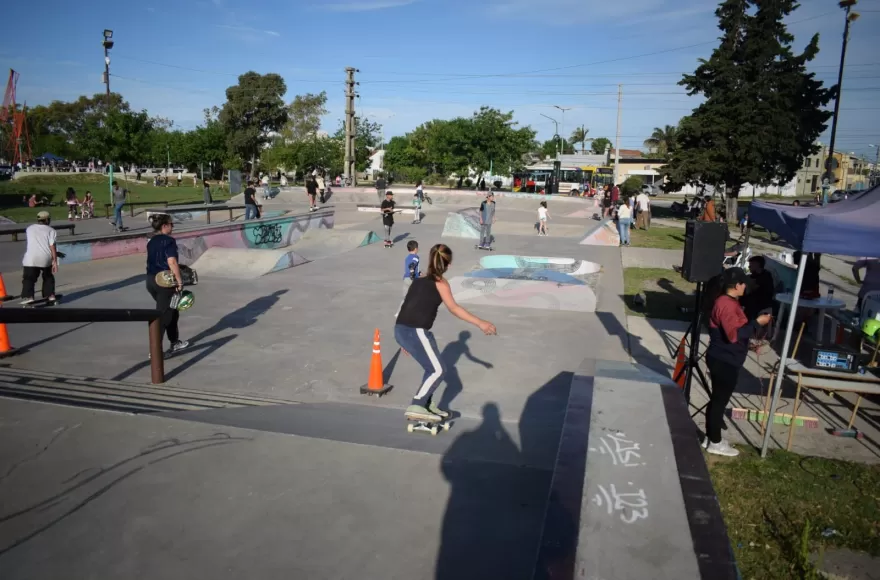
top-left (436, 372), bottom-right (575, 580)
top-left (393, 232), bottom-right (410, 244)
top-left (436, 331), bottom-right (493, 412)
top-left (15, 323), bottom-right (93, 353)
top-left (383, 347), bottom-right (401, 385)
top-left (63, 274), bottom-right (145, 304)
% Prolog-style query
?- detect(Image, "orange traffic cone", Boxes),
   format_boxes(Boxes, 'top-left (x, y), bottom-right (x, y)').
top-left (0, 272), bottom-right (11, 301)
top-left (0, 281), bottom-right (17, 358)
top-left (360, 328), bottom-right (392, 397)
top-left (672, 335), bottom-right (687, 389)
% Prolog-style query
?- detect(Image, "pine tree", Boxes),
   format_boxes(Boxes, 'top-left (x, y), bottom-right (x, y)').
top-left (663, 0), bottom-right (833, 219)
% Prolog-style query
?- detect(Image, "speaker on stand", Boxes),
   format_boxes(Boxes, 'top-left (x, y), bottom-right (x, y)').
top-left (680, 220), bottom-right (728, 403)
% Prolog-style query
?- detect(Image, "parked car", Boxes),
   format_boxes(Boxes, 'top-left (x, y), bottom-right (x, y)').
top-left (0, 165), bottom-right (13, 180)
top-left (641, 184), bottom-right (659, 196)
top-left (829, 189), bottom-right (848, 203)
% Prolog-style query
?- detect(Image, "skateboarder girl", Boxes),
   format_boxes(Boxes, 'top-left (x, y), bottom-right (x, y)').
top-left (381, 190), bottom-right (395, 246)
top-left (82, 191), bottom-right (94, 219)
top-left (65, 187), bottom-right (79, 220)
top-left (395, 243), bottom-right (497, 421)
top-left (306, 175), bottom-right (318, 211)
top-left (538, 201), bottom-right (550, 236)
top-left (146, 214), bottom-right (189, 354)
top-left (20, 210), bottom-right (59, 306)
top-left (478, 192), bottom-right (496, 249)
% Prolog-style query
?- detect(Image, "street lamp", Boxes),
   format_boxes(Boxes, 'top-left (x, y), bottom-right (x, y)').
top-left (554, 105), bottom-right (571, 156)
top-left (823, 0), bottom-right (860, 204)
top-left (102, 29), bottom-right (114, 108)
top-left (539, 113), bottom-right (560, 158)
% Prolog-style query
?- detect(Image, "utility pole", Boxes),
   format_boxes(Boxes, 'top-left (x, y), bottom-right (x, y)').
top-left (613, 84), bottom-right (622, 185)
top-left (540, 113), bottom-right (560, 158)
top-left (102, 29), bottom-right (114, 108)
top-left (344, 67), bottom-right (358, 185)
top-left (581, 124), bottom-right (586, 154)
top-left (824, 0), bottom-right (860, 203)
top-left (554, 105), bottom-right (571, 156)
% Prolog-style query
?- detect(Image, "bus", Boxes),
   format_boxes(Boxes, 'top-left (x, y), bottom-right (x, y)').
top-left (513, 163), bottom-right (614, 195)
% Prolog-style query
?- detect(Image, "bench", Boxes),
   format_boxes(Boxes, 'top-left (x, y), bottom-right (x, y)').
top-left (780, 362), bottom-right (880, 450)
top-left (105, 200), bottom-right (169, 218)
top-left (143, 203), bottom-right (262, 225)
top-left (0, 221), bottom-right (76, 241)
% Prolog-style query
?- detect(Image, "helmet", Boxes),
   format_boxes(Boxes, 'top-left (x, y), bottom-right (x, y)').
top-left (862, 318), bottom-right (880, 341)
top-left (170, 290), bottom-right (195, 312)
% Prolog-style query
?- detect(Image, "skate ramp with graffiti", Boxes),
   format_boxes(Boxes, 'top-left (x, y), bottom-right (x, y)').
top-left (478, 255), bottom-right (601, 275)
top-left (190, 229), bottom-right (381, 279)
top-left (449, 277), bottom-right (597, 312)
top-left (464, 268), bottom-right (586, 285)
top-left (57, 209), bottom-right (334, 265)
top-left (580, 219), bottom-right (620, 246)
top-left (441, 208), bottom-right (482, 239)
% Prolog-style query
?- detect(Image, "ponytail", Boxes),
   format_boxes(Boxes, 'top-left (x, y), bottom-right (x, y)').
top-left (427, 243), bottom-right (453, 281)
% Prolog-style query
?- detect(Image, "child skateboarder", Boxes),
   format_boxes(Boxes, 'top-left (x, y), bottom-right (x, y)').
top-left (381, 190), bottom-right (396, 247)
top-left (478, 192), bottom-right (496, 249)
top-left (412, 180), bottom-right (425, 224)
top-left (538, 201), bottom-right (550, 236)
top-left (395, 243), bottom-right (496, 422)
top-left (395, 240), bottom-right (421, 318)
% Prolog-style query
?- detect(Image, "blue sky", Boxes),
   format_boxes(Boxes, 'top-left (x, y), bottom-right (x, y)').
top-left (2, 0), bottom-right (879, 160)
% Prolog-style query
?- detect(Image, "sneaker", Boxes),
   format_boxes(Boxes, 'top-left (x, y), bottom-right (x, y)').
top-left (167, 340), bottom-right (190, 354)
top-left (426, 400), bottom-right (450, 419)
top-left (19, 297), bottom-right (34, 305)
top-left (405, 404), bottom-right (441, 422)
top-left (706, 439), bottom-right (739, 457)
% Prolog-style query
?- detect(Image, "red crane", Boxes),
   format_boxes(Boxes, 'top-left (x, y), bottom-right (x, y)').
top-left (2, 69), bottom-right (32, 166)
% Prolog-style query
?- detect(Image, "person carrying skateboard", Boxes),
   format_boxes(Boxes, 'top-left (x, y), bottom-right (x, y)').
top-left (478, 192), bottom-right (496, 249)
top-left (243, 180), bottom-right (258, 220)
top-left (146, 214), bottom-right (190, 355)
top-left (413, 180), bottom-right (425, 224)
top-left (395, 243), bottom-right (497, 422)
top-left (20, 210), bottom-right (59, 306)
top-left (381, 190), bottom-right (396, 246)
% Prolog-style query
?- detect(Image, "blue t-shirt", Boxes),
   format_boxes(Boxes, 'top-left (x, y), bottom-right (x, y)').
top-left (403, 254), bottom-right (420, 280)
top-left (146, 234), bottom-right (179, 275)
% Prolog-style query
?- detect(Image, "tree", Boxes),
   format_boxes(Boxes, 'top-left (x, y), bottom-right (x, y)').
top-left (468, 107), bottom-right (536, 178)
top-left (540, 138), bottom-right (574, 159)
top-left (643, 124), bottom-right (678, 158)
top-left (591, 137), bottom-right (611, 155)
top-left (219, 72), bottom-right (288, 176)
top-left (104, 109), bottom-right (154, 171)
top-left (569, 126), bottom-right (589, 154)
top-left (662, 0), bottom-right (833, 219)
top-left (283, 91), bottom-right (328, 142)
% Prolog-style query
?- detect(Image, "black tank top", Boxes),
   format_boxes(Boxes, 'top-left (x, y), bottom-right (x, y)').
top-left (396, 276), bottom-right (443, 329)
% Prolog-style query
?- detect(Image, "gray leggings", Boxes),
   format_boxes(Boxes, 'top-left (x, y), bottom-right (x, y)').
top-left (480, 223), bottom-right (492, 245)
top-left (384, 224), bottom-right (392, 239)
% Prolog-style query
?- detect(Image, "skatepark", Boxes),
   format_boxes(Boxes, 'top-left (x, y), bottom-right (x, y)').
top-left (0, 188), bottom-right (735, 579)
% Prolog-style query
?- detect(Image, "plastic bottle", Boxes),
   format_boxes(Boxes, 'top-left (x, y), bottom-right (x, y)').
top-left (827, 288), bottom-right (834, 303)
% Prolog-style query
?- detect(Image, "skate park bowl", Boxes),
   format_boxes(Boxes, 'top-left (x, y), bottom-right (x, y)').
top-left (441, 208), bottom-right (481, 239)
top-left (191, 229), bottom-right (381, 279)
top-left (580, 218), bottom-right (620, 246)
top-left (57, 209), bottom-right (335, 265)
top-left (452, 253), bottom-right (600, 312)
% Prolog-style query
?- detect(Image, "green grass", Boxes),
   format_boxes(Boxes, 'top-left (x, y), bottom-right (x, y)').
top-left (623, 267), bottom-right (696, 321)
top-left (629, 225), bottom-right (687, 249)
top-left (710, 447), bottom-right (880, 579)
top-left (0, 174), bottom-right (232, 222)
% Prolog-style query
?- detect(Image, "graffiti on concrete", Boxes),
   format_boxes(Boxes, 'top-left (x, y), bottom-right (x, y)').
top-left (251, 223), bottom-right (283, 246)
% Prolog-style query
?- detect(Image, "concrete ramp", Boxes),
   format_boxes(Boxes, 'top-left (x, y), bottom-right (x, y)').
top-left (290, 229), bottom-right (381, 260)
top-left (580, 219), bottom-right (620, 246)
top-left (442, 208), bottom-right (481, 239)
top-left (192, 247), bottom-right (309, 279)
top-left (479, 255), bottom-right (601, 275)
top-left (449, 276), bottom-right (597, 312)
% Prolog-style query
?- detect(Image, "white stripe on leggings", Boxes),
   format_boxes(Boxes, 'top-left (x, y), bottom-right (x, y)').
top-left (415, 328), bottom-right (443, 400)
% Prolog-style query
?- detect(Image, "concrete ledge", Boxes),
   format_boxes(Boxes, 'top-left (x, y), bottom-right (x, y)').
top-left (534, 359), bottom-right (737, 580)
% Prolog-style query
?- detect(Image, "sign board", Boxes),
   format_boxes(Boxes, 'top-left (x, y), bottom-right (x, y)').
top-left (229, 170), bottom-right (243, 195)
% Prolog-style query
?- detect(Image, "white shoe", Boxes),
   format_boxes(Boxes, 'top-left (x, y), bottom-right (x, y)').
top-left (706, 439), bottom-right (739, 457)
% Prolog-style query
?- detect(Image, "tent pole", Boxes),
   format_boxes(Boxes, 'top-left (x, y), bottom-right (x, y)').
top-left (760, 252), bottom-right (808, 458)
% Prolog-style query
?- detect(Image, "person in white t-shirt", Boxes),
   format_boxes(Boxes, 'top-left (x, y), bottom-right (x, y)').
top-left (20, 211), bottom-right (59, 305)
top-left (537, 201), bottom-right (550, 236)
top-left (261, 174), bottom-right (271, 200)
top-left (635, 191), bottom-right (651, 230)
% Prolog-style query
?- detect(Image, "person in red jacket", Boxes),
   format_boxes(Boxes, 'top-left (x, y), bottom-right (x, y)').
top-left (704, 267), bottom-right (772, 456)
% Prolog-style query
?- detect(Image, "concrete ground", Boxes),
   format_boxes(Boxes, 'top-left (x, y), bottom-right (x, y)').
top-left (6, 192), bottom-right (717, 580)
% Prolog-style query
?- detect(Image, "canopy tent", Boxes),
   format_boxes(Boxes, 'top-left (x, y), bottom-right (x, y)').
top-left (748, 185), bottom-right (880, 456)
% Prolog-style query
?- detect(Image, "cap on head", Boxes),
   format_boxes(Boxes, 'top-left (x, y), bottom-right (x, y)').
top-left (721, 267), bottom-right (755, 291)
top-left (37, 210), bottom-right (51, 221)
top-left (386, 191), bottom-right (393, 196)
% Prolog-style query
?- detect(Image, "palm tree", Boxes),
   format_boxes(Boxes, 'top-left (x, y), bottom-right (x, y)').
top-left (643, 125), bottom-right (678, 158)
top-left (569, 126), bottom-right (589, 154)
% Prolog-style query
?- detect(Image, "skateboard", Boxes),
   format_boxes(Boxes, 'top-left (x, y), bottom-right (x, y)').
top-left (474, 245), bottom-right (495, 251)
top-left (384, 240), bottom-right (394, 248)
top-left (406, 412), bottom-right (452, 436)
top-left (155, 265), bottom-right (199, 288)
top-left (23, 294), bottom-right (63, 308)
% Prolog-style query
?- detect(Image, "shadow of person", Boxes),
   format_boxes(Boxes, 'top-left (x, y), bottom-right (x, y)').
top-left (188, 289), bottom-right (288, 344)
top-left (437, 331), bottom-right (493, 412)
top-left (436, 403), bottom-right (535, 580)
